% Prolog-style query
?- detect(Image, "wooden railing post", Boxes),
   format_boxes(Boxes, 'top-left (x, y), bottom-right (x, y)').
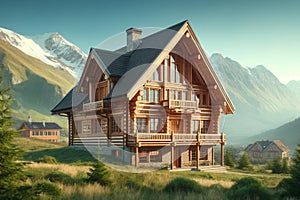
top-left (196, 131), bottom-right (200, 170)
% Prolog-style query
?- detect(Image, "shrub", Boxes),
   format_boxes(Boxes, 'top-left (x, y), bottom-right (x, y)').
top-left (163, 177), bottom-right (203, 194)
top-left (37, 155), bottom-right (57, 164)
top-left (271, 158), bottom-right (283, 173)
top-left (87, 161), bottom-right (111, 186)
top-left (229, 177), bottom-right (271, 200)
top-left (32, 181), bottom-right (61, 199)
top-left (45, 171), bottom-right (73, 184)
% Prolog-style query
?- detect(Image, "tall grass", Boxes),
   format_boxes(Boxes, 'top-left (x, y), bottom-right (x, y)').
top-left (23, 162), bottom-right (289, 199)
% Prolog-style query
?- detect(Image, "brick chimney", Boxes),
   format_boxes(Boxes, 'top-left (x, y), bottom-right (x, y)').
top-left (126, 28), bottom-right (142, 52)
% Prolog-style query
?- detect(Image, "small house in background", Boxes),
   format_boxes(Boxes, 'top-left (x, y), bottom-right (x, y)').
top-left (245, 140), bottom-right (289, 163)
top-left (18, 117), bottom-right (61, 142)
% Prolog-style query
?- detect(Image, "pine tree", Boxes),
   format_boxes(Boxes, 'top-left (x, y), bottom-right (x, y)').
top-left (0, 86), bottom-right (24, 199)
top-left (225, 149), bottom-right (235, 167)
top-left (288, 144), bottom-right (300, 197)
top-left (87, 161), bottom-right (111, 186)
top-left (237, 152), bottom-right (251, 170)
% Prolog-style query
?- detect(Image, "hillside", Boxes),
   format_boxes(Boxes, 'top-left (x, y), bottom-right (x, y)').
top-left (249, 117), bottom-right (300, 152)
top-left (210, 54), bottom-right (300, 141)
top-left (0, 39), bottom-right (76, 128)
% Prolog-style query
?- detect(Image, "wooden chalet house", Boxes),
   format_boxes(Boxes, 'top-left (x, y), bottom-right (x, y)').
top-left (19, 120), bottom-right (61, 142)
top-left (51, 20), bottom-right (235, 169)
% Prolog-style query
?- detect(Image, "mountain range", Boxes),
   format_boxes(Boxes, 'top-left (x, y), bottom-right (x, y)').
top-left (0, 27), bottom-right (299, 146)
top-left (210, 54), bottom-right (300, 142)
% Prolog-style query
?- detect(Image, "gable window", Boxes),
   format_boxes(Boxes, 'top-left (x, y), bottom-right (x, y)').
top-left (95, 81), bottom-right (109, 101)
top-left (164, 57), bottom-right (169, 82)
top-left (136, 118), bottom-right (147, 133)
top-left (151, 64), bottom-right (163, 81)
top-left (150, 118), bottom-right (159, 133)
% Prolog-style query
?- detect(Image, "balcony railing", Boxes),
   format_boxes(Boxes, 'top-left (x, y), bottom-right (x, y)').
top-left (127, 133), bottom-right (226, 145)
top-left (165, 99), bottom-right (197, 109)
top-left (83, 100), bottom-right (103, 111)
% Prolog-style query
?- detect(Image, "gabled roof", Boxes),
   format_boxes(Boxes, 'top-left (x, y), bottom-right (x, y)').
top-left (20, 122), bottom-right (62, 130)
top-left (51, 86), bottom-right (88, 114)
top-left (56, 20), bottom-right (235, 114)
top-left (272, 140), bottom-right (289, 152)
top-left (246, 140), bottom-right (289, 152)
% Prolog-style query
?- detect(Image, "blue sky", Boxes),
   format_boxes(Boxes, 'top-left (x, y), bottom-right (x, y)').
top-left (1, 0), bottom-right (299, 83)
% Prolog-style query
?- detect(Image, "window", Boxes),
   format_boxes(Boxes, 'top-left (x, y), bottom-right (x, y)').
top-left (189, 149), bottom-right (197, 161)
top-left (82, 120), bottom-right (91, 134)
top-left (182, 91), bottom-right (187, 100)
top-left (192, 120), bottom-right (200, 134)
top-left (136, 118), bottom-right (147, 133)
top-left (164, 89), bottom-right (169, 100)
top-left (152, 69), bottom-right (159, 81)
top-left (139, 151), bottom-right (147, 163)
top-left (151, 65), bottom-right (163, 81)
top-left (149, 151), bottom-right (161, 162)
top-left (202, 94), bottom-right (207, 105)
top-left (201, 120), bottom-right (210, 134)
top-left (95, 81), bottom-right (109, 101)
top-left (149, 89), bottom-right (160, 102)
top-left (171, 59), bottom-right (175, 82)
top-left (112, 117), bottom-right (123, 133)
top-left (143, 89), bottom-right (148, 101)
top-left (164, 58), bottom-right (169, 82)
top-left (150, 118), bottom-right (159, 133)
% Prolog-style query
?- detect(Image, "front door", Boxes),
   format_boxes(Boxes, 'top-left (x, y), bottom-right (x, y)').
top-left (170, 119), bottom-right (182, 134)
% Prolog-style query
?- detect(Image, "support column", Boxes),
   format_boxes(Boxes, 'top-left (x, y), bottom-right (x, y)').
top-left (196, 145), bottom-right (200, 170)
top-left (211, 146), bottom-right (214, 165)
top-left (171, 145), bottom-right (174, 170)
top-left (135, 146), bottom-right (139, 167)
top-left (220, 143), bottom-right (224, 166)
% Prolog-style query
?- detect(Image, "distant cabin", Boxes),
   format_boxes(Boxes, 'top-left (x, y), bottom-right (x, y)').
top-left (245, 140), bottom-right (289, 163)
top-left (18, 122), bottom-right (61, 142)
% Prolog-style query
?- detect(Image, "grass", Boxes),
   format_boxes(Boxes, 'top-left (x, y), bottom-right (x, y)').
top-left (16, 138), bottom-right (291, 199)
top-left (23, 162), bottom-right (290, 200)
top-left (14, 137), bottom-right (97, 164)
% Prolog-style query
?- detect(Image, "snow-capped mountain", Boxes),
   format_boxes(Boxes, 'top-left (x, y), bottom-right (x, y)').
top-left (0, 27), bottom-right (86, 78)
top-left (32, 32), bottom-right (87, 77)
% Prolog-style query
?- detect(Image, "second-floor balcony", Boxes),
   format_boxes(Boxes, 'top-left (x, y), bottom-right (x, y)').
top-left (83, 100), bottom-right (103, 111)
top-left (127, 132), bottom-right (226, 146)
top-left (163, 99), bottom-right (197, 109)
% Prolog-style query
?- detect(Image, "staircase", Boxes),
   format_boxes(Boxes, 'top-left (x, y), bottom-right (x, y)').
top-left (198, 165), bottom-right (227, 173)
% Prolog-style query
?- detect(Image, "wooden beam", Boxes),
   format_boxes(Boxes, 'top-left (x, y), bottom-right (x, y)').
top-left (196, 145), bottom-right (200, 170)
top-left (220, 143), bottom-right (224, 166)
top-left (135, 146), bottom-right (139, 167)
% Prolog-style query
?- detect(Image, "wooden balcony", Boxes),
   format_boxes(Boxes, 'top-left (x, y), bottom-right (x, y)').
top-left (163, 99), bottom-right (197, 110)
top-left (127, 133), bottom-right (226, 146)
top-left (83, 100), bottom-right (103, 111)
